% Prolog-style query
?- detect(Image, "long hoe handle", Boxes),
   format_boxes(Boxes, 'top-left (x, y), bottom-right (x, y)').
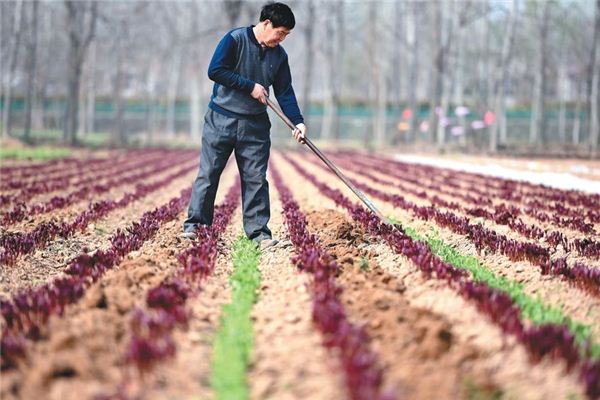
top-left (265, 97), bottom-right (393, 225)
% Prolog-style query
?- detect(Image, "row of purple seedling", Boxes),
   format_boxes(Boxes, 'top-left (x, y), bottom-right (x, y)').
top-left (270, 160), bottom-right (394, 400)
top-left (125, 181), bottom-right (240, 373)
top-left (0, 185), bottom-right (194, 370)
top-left (0, 150), bottom-right (192, 207)
top-left (337, 150), bottom-right (600, 220)
top-left (0, 149), bottom-right (165, 178)
top-left (335, 151), bottom-right (599, 233)
top-left (1, 155), bottom-right (106, 179)
top-left (331, 155), bottom-right (600, 260)
top-left (0, 161), bottom-right (198, 265)
top-left (361, 150), bottom-right (600, 211)
top-left (354, 151), bottom-right (600, 229)
top-left (281, 154), bottom-right (600, 399)
top-left (296, 154), bottom-right (600, 297)
top-left (1, 153), bottom-right (198, 225)
top-left (0, 150), bottom-right (161, 190)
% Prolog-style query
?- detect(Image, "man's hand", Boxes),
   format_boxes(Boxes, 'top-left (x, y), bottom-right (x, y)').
top-left (251, 83), bottom-right (268, 105)
top-left (292, 123), bottom-right (307, 143)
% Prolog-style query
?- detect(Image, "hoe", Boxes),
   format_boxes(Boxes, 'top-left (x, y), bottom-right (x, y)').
top-left (266, 96), bottom-right (396, 228)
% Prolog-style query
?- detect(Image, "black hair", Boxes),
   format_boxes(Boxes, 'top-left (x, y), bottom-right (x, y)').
top-left (260, 2), bottom-right (295, 29)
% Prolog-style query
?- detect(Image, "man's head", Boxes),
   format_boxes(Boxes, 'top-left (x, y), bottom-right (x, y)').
top-left (256, 2), bottom-right (295, 47)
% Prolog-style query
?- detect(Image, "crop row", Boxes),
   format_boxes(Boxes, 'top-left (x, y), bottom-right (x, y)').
top-left (330, 155), bottom-right (600, 260)
top-left (281, 155), bottom-right (599, 399)
top-left (0, 149), bottom-right (168, 181)
top-left (270, 160), bottom-right (393, 400)
top-left (1, 153), bottom-right (197, 226)
top-left (363, 152), bottom-right (600, 227)
top-left (335, 152), bottom-right (599, 232)
top-left (0, 185), bottom-right (194, 369)
top-left (0, 155), bottom-right (104, 178)
top-left (0, 161), bottom-right (198, 265)
top-left (211, 235), bottom-right (262, 399)
top-left (125, 182), bottom-right (240, 372)
top-left (338, 150), bottom-right (600, 217)
top-left (0, 150), bottom-right (191, 207)
top-left (294, 154), bottom-right (600, 296)
top-left (0, 150), bottom-right (158, 190)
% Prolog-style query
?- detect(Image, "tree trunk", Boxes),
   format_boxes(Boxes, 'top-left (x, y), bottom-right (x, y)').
top-left (428, 1), bottom-right (443, 145)
top-left (436, 0), bottom-right (455, 149)
top-left (32, 4), bottom-right (50, 131)
top-left (145, 59), bottom-right (159, 144)
top-left (63, 1), bottom-right (97, 146)
top-left (322, 1), bottom-right (344, 143)
top-left (484, 2), bottom-right (493, 109)
top-left (428, 1), bottom-right (441, 145)
top-left (558, 61), bottom-right (567, 143)
top-left (394, 1), bottom-right (403, 105)
top-left (573, 79), bottom-right (582, 146)
top-left (85, 39), bottom-right (96, 135)
top-left (78, 74), bottom-right (86, 139)
top-left (332, 0), bottom-right (344, 142)
top-left (2, 0), bottom-right (24, 139)
top-left (112, 38), bottom-right (125, 146)
top-left (367, 2), bottom-right (387, 147)
top-left (23, 0), bottom-right (39, 144)
top-left (529, 1), bottom-right (550, 146)
top-left (223, 0), bottom-right (242, 26)
top-left (64, 57), bottom-right (82, 145)
top-left (590, 61), bottom-right (598, 156)
top-left (589, 0), bottom-right (600, 155)
top-left (453, 11), bottom-right (466, 148)
top-left (490, 0), bottom-right (518, 153)
top-left (190, 73), bottom-right (201, 139)
top-left (166, 49), bottom-right (182, 139)
top-left (479, 1), bottom-right (491, 109)
top-left (406, 3), bottom-right (419, 144)
top-left (301, 0), bottom-right (314, 119)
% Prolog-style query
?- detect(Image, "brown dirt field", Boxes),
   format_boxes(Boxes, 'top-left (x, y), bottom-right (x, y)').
top-left (0, 164), bottom-right (238, 400)
top-left (2, 149), bottom-right (595, 400)
top-left (327, 153), bottom-right (600, 264)
top-left (286, 152), bottom-right (600, 340)
top-left (0, 150), bottom-right (184, 212)
top-left (248, 171), bottom-right (346, 400)
top-left (274, 151), bottom-right (586, 399)
top-left (0, 158), bottom-right (202, 299)
top-left (2, 155), bottom-right (197, 234)
top-left (342, 152), bottom-right (600, 233)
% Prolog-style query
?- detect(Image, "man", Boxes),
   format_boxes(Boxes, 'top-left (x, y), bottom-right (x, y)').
top-left (180, 2), bottom-right (306, 250)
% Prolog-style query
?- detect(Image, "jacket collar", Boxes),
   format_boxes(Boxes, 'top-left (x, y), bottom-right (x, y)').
top-left (248, 25), bottom-right (261, 46)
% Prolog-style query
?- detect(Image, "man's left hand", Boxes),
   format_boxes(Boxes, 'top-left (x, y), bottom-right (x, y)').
top-left (293, 123), bottom-right (307, 144)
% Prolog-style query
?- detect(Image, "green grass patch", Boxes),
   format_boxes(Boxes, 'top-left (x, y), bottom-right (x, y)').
top-left (389, 216), bottom-right (600, 360)
top-left (464, 380), bottom-right (504, 400)
top-left (0, 146), bottom-right (72, 160)
top-left (11, 129), bottom-right (111, 149)
top-left (211, 235), bottom-right (262, 400)
top-left (359, 256), bottom-right (371, 272)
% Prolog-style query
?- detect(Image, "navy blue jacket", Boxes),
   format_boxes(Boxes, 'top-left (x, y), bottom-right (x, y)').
top-left (207, 26), bottom-right (304, 125)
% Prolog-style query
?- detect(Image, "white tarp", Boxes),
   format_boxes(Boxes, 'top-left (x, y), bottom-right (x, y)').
top-left (394, 155), bottom-right (600, 195)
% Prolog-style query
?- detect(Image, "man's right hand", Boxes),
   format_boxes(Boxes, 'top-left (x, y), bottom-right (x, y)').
top-left (251, 83), bottom-right (268, 105)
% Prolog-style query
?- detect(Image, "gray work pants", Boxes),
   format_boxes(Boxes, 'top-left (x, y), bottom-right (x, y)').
top-left (183, 109), bottom-right (272, 241)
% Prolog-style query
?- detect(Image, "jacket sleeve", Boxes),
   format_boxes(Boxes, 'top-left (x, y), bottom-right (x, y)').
top-left (273, 53), bottom-right (304, 125)
top-left (207, 32), bottom-right (255, 93)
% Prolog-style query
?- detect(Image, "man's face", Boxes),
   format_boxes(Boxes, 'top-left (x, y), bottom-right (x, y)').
top-left (262, 20), bottom-right (291, 47)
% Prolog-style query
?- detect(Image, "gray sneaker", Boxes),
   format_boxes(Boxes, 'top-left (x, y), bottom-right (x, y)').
top-left (179, 231), bottom-right (197, 240)
top-left (258, 238), bottom-right (279, 251)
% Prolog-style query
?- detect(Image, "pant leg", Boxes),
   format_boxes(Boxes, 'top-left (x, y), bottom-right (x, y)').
top-left (183, 110), bottom-right (237, 233)
top-left (234, 115), bottom-right (272, 241)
